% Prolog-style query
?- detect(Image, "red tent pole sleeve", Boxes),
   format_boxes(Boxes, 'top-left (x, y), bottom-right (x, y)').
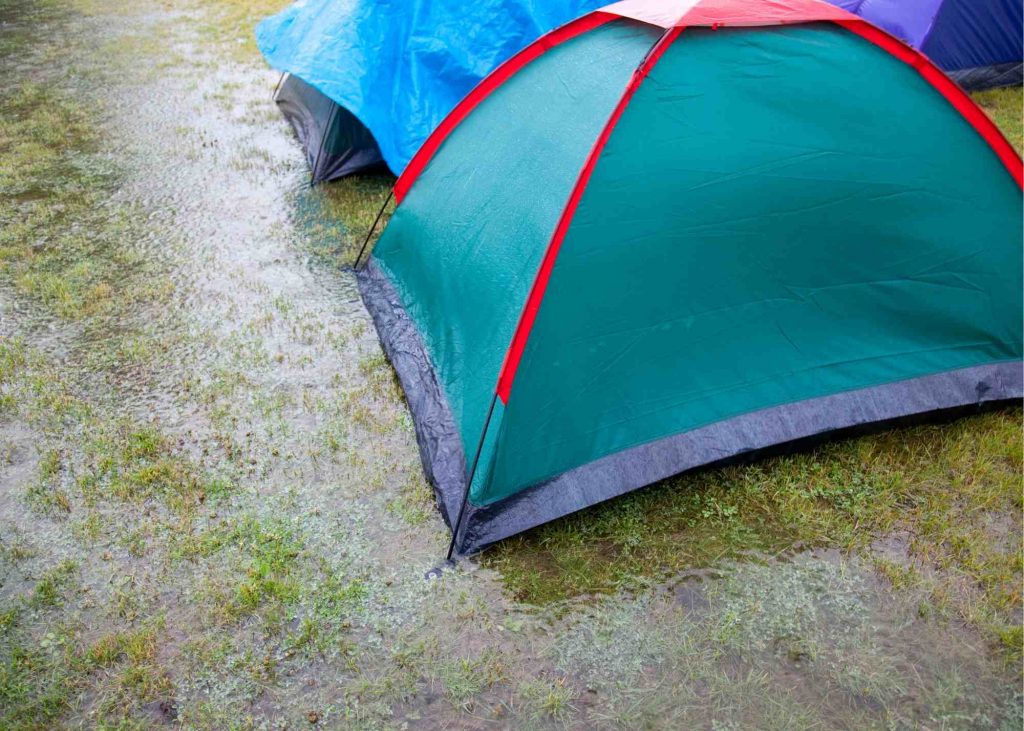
top-left (836, 19), bottom-right (1023, 189)
top-left (495, 25), bottom-right (685, 405)
top-left (393, 12), bottom-right (617, 203)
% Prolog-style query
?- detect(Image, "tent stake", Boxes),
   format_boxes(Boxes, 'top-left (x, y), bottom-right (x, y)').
top-left (446, 393), bottom-right (498, 560)
top-left (424, 559), bottom-right (457, 580)
top-left (354, 190), bottom-right (393, 270)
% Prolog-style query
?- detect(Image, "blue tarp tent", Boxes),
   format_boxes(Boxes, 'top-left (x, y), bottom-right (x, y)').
top-left (830, 0), bottom-right (1022, 89)
top-left (256, 0), bottom-right (607, 181)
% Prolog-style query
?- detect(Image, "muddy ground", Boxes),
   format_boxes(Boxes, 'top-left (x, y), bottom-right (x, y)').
top-left (1, 0), bottom-right (1021, 728)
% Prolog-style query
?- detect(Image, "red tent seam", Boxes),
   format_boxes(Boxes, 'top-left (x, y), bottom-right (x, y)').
top-left (393, 12), bottom-right (616, 202)
top-left (495, 25), bottom-right (685, 404)
top-left (835, 19), bottom-right (1023, 189)
top-left (396, 4), bottom-right (1022, 202)
top-left (494, 15), bottom-right (1023, 406)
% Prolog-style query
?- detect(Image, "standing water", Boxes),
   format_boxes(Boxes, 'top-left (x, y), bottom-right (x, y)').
top-left (1, 0), bottom-right (1021, 728)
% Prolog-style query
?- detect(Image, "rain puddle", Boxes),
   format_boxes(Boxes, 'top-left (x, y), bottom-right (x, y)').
top-left (1, 0), bottom-right (1020, 728)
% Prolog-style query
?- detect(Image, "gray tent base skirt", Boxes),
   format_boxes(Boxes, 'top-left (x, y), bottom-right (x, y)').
top-left (358, 260), bottom-right (1023, 557)
top-left (275, 73), bottom-right (386, 183)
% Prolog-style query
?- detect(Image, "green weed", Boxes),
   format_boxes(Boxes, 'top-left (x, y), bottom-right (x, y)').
top-left (27, 560), bottom-right (78, 609)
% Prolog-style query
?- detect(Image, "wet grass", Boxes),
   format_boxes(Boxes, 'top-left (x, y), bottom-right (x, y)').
top-left (1, 612), bottom-right (174, 730)
top-left (0, 334), bottom-right (373, 726)
top-left (186, 514), bottom-right (305, 624)
top-left (74, 423), bottom-right (232, 510)
top-left (285, 173), bottom-right (396, 268)
top-left (0, 83), bottom-right (162, 323)
top-left (1, 0), bottom-right (1021, 727)
top-left (549, 552), bottom-right (1023, 729)
top-left (489, 409), bottom-right (1024, 658)
top-left (975, 85), bottom-right (1024, 152)
top-left (0, 539), bottom-right (171, 729)
top-left (191, 0), bottom-right (291, 61)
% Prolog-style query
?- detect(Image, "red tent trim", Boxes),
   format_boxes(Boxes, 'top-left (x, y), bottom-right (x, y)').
top-left (388, 0), bottom-right (1024, 406)
top-left (493, 12), bottom-right (1024, 405)
top-left (393, 12), bottom-right (616, 202)
top-left (496, 25), bottom-right (684, 403)
top-left (836, 19), bottom-right (1023, 189)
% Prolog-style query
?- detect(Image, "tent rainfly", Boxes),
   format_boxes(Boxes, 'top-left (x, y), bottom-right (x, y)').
top-left (830, 0), bottom-right (1023, 91)
top-left (357, 0), bottom-right (1024, 557)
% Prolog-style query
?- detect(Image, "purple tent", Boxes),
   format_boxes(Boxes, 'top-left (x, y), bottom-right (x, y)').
top-left (831, 0), bottom-right (1022, 89)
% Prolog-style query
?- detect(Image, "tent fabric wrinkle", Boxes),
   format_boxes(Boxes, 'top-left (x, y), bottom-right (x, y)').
top-left (358, 260), bottom-right (467, 527)
top-left (273, 74), bottom-right (385, 182)
top-left (837, 20), bottom-right (1023, 187)
top-left (922, 0), bottom-right (1022, 71)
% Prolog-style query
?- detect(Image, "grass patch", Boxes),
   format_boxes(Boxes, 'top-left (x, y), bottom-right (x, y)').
top-left (27, 560), bottom-right (79, 609)
top-left (386, 474), bottom-right (435, 527)
top-left (0, 615), bottom-right (172, 730)
top-left (973, 86), bottom-right (1023, 153)
top-left (3, 337), bottom-right (235, 532)
top-left (192, 0), bottom-right (292, 60)
top-left (517, 676), bottom-right (577, 724)
top-left (0, 642), bottom-right (79, 730)
top-left (93, 624), bottom-right (175, 717)
top-left (26, 449), bottom-right (72, 516)
top-left (433, 649), bottom-right (507, 712)
top-left (488, 408), bottom-right (1023, 656)
top-left (189, 515), bottom-right (304, 623)
top-left (74, 422), bottom-right (232, 512)
top-left (292, 175), bottom-right (395, 266)
top-left (0, 83), bottom-right (156, 322)
top-left (0, 339), bottom-right (86, 426)
top-left (286, 562), bottom-right (367, 657)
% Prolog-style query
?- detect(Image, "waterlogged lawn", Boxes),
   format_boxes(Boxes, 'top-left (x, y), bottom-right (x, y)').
top-left (1, 0), bottom-right (1021, 728)
top-left (489, 411), bottom-right (1023, 644)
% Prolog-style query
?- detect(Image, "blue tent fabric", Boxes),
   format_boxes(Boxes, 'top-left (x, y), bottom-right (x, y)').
top-left (831, 0), bottom-right (1022, 86)
top-left (922, 0), bottom-right (1022, 74)
top-left (256, 0), bottom-right (608, 175)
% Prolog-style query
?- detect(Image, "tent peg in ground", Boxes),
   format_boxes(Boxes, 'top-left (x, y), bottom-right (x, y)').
top-left (424, 559), bottom-right (458, 580)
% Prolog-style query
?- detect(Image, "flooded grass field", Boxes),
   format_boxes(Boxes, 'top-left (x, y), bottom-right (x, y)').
top-left (1, 0), bottom-right (1021, 728)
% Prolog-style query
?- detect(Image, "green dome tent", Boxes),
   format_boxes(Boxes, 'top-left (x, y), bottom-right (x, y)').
top-left (357, 0), bottom-right (1024, 557)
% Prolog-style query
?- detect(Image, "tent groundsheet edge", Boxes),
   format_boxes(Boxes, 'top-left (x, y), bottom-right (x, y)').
top-left (457, 361), bottom-right (1022, 554)
top-left (358, 258), bottom-right (1023, 556)
top-left (356, 260), bottom-right (467, 528)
